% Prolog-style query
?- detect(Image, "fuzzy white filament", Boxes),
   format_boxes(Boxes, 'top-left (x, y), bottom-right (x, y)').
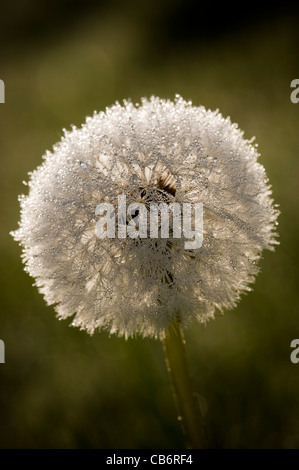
top-left (12, 96), bottom-right (279, 338)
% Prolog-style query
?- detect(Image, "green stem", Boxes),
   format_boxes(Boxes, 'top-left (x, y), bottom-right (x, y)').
top-left (163, 319), bottom-right (208, 449)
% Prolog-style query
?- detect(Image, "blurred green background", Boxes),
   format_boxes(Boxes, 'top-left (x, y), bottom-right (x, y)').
top-left (0, 0), bottom-right (299, 449)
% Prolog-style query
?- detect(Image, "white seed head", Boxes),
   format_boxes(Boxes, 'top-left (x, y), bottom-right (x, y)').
top-left (12, 96), bottom-right (279, 338)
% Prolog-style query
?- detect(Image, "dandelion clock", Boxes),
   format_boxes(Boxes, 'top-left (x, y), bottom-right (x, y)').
top-left (12, 96), bottom-right (279, 448)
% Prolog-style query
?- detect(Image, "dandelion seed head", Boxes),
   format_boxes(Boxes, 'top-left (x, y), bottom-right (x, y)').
top-left (12, 96), bottom-right (279, 338)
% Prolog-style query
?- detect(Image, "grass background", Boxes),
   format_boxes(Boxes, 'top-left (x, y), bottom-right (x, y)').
top-left (0, 0), bottom-right (299, 448)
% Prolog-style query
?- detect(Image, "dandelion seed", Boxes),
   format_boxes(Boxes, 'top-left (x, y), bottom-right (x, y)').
top-left (11, 96), bottom-right (279, 339)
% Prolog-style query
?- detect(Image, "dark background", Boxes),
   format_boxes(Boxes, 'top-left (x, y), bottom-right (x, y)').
top-left (0, 0), bottom-right (299, 448)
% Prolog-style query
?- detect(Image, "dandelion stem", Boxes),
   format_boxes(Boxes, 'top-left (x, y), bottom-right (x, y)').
top-left (163, 319), bottom-right (208, 449)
